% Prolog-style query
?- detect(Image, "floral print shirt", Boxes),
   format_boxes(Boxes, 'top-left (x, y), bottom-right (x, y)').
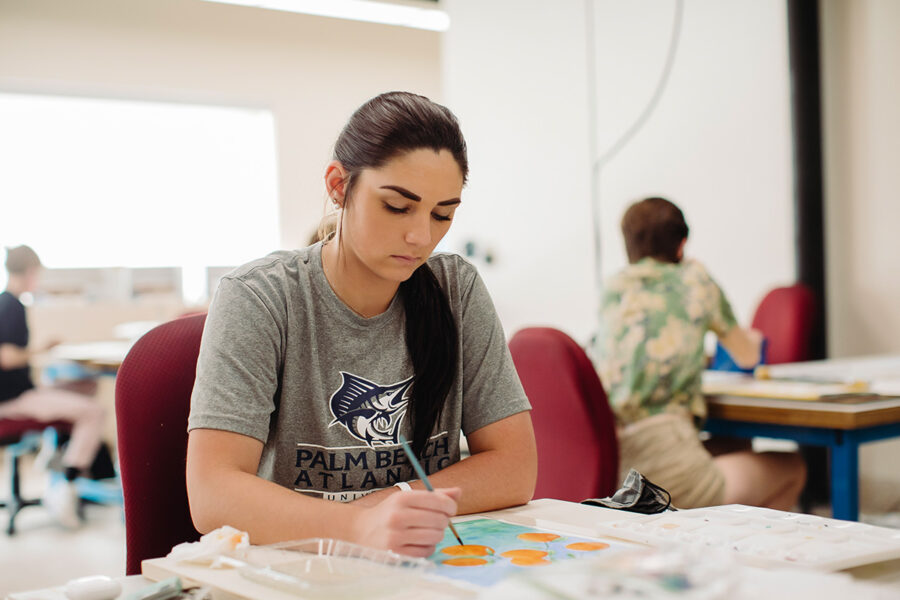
top-left (590, 258), bottom-right (737, 426)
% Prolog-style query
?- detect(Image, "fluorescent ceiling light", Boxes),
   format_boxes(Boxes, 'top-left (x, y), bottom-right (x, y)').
top-left (203, 0), bottom-right (450, 32)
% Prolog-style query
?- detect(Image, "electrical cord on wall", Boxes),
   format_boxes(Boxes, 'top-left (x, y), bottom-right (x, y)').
top-left (585, 0), bottom-right (685, 296)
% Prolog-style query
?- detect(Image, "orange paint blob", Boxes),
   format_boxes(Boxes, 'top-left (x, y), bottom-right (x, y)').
top-left (516, 532), bottom-right (560, 543)
top-left (565, 542), bottom-right (610, 552)
top-left (500, 549), bottom-right (548, 559)
top-left (509, 557), bottom-right (552, 567)
top-left (442, 557), bottom-right (489, 567)
top-left (441, 544), bottom-right (495, 556)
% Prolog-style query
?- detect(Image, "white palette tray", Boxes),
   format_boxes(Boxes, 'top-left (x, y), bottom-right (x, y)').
top-left (594, 505), bottom-right (900, 571)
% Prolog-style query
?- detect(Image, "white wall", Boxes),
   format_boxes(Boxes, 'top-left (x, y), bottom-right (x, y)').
top-left (0, 0), bottom-right (441, 252)
top-left (440, 0), bottom-right (596, 343)
top-left (442, 0), bottom-right (795, 344)
top-left (443, 0), bottom-right (900, 514)
top-left (821, 0), bottom-right (900, 513)
top-left (593, 0), bottom-right (795, 326)
top-left (821, 0), bottom-right (900, 359)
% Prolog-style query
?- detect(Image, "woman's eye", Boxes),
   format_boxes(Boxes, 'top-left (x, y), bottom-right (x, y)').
top-left (432, 213), bottom-right (453, 222)
top-left (384, 203), bottom-right (409, 214)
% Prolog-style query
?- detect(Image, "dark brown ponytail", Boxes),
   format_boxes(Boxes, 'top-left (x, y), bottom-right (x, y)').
top-left (400, 265), bottom-right (458, 459)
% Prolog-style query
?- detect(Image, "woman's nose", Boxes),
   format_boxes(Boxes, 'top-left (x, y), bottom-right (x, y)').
top-left (405, 214), bottom-right (432, 246)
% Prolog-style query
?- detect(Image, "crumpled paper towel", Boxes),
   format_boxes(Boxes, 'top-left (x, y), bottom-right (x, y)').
top-left (166, 525), bottom-right (250, 566)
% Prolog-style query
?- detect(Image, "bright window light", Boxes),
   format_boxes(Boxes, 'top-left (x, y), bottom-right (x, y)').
top-left (202, 0), bottom-right (450, 32)
top-left (0, 93), bottom-right (279, 302)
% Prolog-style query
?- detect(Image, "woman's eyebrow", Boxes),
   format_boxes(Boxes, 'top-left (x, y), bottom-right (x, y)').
top-left (381, 185), bottom-right (461, 206)
top-left (381, 185), bottom-right (421, 201)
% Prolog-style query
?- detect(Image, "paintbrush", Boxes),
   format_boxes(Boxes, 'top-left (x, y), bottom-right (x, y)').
top-left (397, 433), bottom-right (465, 547)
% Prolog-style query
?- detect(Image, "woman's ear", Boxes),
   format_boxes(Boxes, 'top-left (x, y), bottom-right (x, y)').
top-left (325, 161), bottom-right (348, 208)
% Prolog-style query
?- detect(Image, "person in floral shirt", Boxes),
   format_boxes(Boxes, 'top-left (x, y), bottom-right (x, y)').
top-left (591, 197), bottom-right (806, 509)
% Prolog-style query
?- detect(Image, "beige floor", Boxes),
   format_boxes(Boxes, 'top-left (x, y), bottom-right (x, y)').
top-left (0, 454), bottom-right (126, 598)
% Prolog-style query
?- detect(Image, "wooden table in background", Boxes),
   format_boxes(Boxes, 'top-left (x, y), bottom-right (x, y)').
top-left (704, 389), bottom-right (900, 521)
top-left (50, 340), bottom-right (133, 372)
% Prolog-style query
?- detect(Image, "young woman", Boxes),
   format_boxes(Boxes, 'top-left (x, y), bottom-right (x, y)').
top-left (186, 92), bottom-right (537, 557)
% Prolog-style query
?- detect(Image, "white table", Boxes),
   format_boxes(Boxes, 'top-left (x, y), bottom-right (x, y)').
top-left (9, 499), bottom-right (900, 600)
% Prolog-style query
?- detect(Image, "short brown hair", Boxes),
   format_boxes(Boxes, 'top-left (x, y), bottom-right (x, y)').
top-left (621, 197), bottom-right (689, 264)
top-left (5, 245), bottom-right (42, 275)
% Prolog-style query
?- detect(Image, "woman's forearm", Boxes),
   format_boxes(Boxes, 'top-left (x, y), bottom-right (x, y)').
top-left (391, 413), bottom-right (539, 514)
top-left (187, 462), bottom-right (363, 545)
top-left (424, 447), bottom-right (536, 514)
top-left (187, 457), bottom-right (461, 557)
top-left (354, 447), bottom-right (535, 514)
top-left (186, 429), bottom-right (365, 545)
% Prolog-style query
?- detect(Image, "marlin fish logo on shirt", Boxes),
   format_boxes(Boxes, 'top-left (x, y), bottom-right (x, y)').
top-left (328, 372), bottom-right (413, 447)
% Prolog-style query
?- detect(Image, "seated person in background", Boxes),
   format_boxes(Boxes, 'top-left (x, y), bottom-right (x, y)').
top-left (187, 92), bottom-right (537, 557)
top-left (306, 211), bottom-right (337, 246)
top-left (0, 245), bottom-right (106, 529)
top-left (590, 197), bottom-right (806, 510)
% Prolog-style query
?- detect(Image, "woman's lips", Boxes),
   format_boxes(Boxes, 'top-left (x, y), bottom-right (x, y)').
top-left (391, 255), bottom-right (419, 265)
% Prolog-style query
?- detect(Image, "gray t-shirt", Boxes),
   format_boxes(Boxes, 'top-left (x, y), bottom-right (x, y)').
top-left (189, 243), bottom-right (530, 501)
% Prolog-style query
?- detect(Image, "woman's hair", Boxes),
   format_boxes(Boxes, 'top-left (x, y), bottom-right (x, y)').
top-left (5, 245), bottom-right (42, 275)
top-left (621, 197), bottom-right (689, 264)
top-left (330, 91), bottom-right (467, 459)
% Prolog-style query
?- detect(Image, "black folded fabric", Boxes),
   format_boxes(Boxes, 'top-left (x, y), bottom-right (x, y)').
top-left (581, 468), bottom-right (674, 514)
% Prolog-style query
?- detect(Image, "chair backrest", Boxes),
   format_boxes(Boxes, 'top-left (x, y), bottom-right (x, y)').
top-left (508, 327), bottom-right (619, 502)
top-left (751, 284), bottom-right (816, 365)
top-left (115, 313), bottom-right (206, 575)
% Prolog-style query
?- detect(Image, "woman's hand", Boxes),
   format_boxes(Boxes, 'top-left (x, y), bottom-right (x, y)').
top-left (351, 487), bottom-right (461, 557)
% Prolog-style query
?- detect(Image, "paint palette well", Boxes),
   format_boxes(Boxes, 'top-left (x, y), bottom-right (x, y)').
top-left (595, 504), bottom-right (900, 571)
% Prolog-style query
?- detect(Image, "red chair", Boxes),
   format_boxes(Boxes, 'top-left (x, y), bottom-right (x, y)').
top-left (508, 327), bottom-right (619, 502)
top-left (115, 313), bottom-right (206, 575)
top-left (0, 418), bottom-right (70, 534)
top-left (751, 284), bottom-right (816, 365)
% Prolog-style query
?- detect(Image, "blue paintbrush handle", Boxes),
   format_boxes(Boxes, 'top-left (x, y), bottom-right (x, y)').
top-left (397, 433), bottom-right (464, 545)
top-left (398, 433), bottom-right (434, 490)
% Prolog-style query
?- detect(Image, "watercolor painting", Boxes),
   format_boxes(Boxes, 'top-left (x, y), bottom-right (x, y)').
top-left (428, 518), bottom-right (624, 587)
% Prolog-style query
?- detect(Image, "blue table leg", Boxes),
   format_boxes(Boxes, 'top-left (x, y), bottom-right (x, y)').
top-left (704, 419), bottom-right (900, 522)
top-left (830, 432), bottom-right (859, 521)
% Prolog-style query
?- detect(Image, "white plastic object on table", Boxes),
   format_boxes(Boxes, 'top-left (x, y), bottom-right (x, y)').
top-left (63, 575), bottom-right (122, 600)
